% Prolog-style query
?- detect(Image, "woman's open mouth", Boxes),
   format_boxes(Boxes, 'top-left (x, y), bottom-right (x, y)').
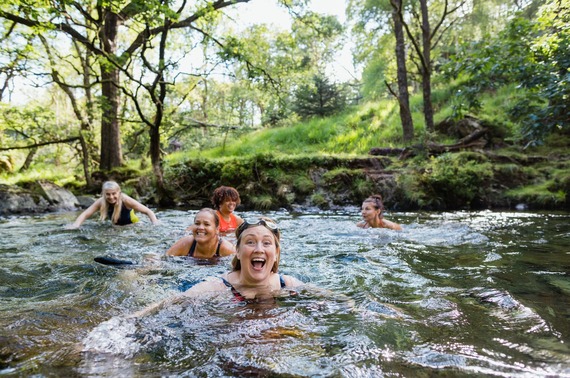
top-left (251, 257), bottom-right (266, 270)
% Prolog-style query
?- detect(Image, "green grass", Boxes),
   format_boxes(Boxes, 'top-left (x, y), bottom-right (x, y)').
top-left (169, 80), bottom-right (530, 162)
top-left (506, 181), bottom-right (566, 206)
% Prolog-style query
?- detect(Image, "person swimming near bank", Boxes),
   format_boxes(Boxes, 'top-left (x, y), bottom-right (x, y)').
top-left (167, 208), bottom-right (235, 258)
top-left (356, 194), bottom-right (402, 231)
top-left (66, 181), bottom-right (159, 229)
top-left (132, 217), bottom-right (303, 317)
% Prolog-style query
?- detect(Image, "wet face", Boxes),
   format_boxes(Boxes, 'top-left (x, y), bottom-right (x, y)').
top-left (104, 189), bottom-right (120, 205)
top-left (193, 211), bottom-right (218, 242)
top-left (361, 201), bottom-right (380, 223)
top-left (219, 198), bottom-right (237, 214)
top-left (236, 226), bottom-right (279, 284)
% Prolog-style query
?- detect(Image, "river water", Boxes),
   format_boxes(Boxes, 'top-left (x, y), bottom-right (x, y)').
top-left (0, 208), bottom-right (569, 377)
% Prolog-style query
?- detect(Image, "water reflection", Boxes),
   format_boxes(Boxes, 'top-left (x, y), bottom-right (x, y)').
top-left (0, 209), bottom-right (569, 376)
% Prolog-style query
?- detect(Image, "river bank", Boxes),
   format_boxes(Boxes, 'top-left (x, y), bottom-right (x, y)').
top-left (2, 144), bottom-right (567, 216)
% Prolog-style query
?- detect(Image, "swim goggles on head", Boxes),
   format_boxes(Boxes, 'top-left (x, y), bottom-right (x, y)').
top-left (236, 217), bottom-right (279, 238)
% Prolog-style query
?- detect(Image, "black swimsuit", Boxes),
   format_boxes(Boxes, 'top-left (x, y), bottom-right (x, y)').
top-left (220, 275), bottom-right (287, 301)
top-left (107, 204), bottom-right (139, 225)
top-left (187, 238), bottom-right (222, 257)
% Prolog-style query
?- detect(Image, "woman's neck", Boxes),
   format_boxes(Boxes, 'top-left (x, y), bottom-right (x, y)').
top-left (194, 236), bottom-right (219, 257)
top-left (369, 217), bottom-right (384, 228)
top-left (230, 271), bottom-right (276, 289)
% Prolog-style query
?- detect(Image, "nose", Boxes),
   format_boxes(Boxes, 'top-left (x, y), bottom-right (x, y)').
top-left (253, 241), bottom-right (265, 252)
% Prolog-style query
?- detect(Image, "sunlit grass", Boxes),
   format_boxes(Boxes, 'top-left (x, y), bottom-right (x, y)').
top-left (0, 164), bottom-right (82, 187)
top-left (506, 181), bottom-right (566, 206)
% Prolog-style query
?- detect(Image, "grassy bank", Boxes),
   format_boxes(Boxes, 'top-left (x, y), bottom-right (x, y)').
top-left (2, 86), bottom-right (569, 211)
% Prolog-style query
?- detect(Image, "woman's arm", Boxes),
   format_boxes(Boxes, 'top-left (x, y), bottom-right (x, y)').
top-left (382, 219), bottom-right (402, 231)
top-left (65, 198), bottom-right (103, 229)
top-left (123, 195), bottom-right (159, 225)
top-left (165, 236), bottom-right (194, 256)
top-left (234, 214), bottom-right (244, 227)
top-left (282, 274), bottom-right (304, 287)
top-left (128, 278), bottom-right (227, 318)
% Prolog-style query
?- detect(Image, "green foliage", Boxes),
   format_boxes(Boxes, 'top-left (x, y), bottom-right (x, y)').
top-left (292, 74), bottom-right (347, 119)
top-left (399, 153), bottom-right (494, 209)
top-left (506, 181), bottom-right (566, 208)
top-left (0, 162), bottom-right (81, 187)
top-left (310, 192), bottom-right (329, 209)
top-left (293, 174), bottom-right (316, 194)
top-left (249, 194), bottom-right (275, 210)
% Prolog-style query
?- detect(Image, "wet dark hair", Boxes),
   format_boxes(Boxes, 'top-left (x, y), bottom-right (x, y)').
top-left (364, 194), bottom-right (384, 213)
top-left (211, 186), bottom-right (241, 210)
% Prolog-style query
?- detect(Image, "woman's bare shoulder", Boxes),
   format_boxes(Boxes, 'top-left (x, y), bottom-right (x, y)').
top-left (219, 239), bottom-right (236, 256)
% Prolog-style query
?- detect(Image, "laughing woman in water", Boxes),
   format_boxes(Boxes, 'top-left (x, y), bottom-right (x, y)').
top-left (166, 208), bottom-right (235, 259)
top-left (66, 181), bottom-right (159, 229)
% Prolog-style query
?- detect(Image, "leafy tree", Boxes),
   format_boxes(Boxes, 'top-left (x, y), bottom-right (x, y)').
top-left (293, 74), bottom-right (347, 118)
top-left (0, 103), bottom-right (80, 171)
top-left (218, 11), bottom-right (344, 127)
top-left (0, 0), bottom-right (253, 173)
top-left (444, 0), bottom-right (569, 142)
top-left (350, 0), bottom-right (530, 140)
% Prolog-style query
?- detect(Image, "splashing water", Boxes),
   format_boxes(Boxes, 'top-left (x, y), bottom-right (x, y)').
top-left (1, 209), bottom-right (569, 376)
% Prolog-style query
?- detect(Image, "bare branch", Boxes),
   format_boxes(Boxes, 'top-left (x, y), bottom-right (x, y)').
top-left (0, 137), bottom-right (80, 151)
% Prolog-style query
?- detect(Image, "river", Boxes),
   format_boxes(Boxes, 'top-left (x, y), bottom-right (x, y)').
top-left (1, 208), bottom-right (569, 376)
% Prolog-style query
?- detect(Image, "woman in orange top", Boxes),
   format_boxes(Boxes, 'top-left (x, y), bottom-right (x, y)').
top-left (211, 186), bottom-right (244, 234)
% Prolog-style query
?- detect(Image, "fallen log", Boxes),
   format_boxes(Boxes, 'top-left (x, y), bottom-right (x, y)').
top-left (369, 127), bottom-right (489, 159)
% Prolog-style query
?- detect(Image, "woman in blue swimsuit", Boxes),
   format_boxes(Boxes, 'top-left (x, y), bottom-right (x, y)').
top-left (131, 217), bottom-right (303, 317)
top-left (166, 208), bottom-right (235, 258)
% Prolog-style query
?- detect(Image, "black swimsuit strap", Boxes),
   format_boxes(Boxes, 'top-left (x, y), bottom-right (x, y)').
top-left (187, 239), bottom-right (197, 257)
top-left (215, 238), bottom-right (221, 257)
top-left (189, 239), bottom-right (221, 257)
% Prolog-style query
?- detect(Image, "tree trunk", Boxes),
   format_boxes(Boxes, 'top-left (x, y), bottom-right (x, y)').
top-left (99, 10), bottom-right (123, 171)
top-left (392, 0), bottom-right (414, 142)
top-left (150, 122), bottom-right (163, 200)
top-left (420, 0), bottom-right (434, 132)
top-left (78, 131), bottom-right (93, 187)
top-left (19, 147), bottom-right (37, 172)
top-left (149, 19), bottom-right (170, 205)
